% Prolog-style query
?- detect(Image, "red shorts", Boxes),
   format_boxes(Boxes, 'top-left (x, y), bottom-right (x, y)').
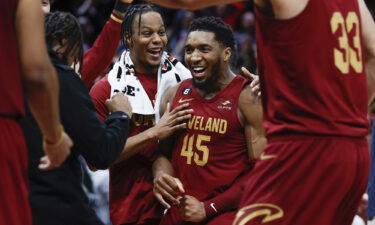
top-left (160, 206), bottom-right (236, 225)
top-left (0, 119), bottom-right (31, 225)
top-left (234, 136), bottom-right (370, 225)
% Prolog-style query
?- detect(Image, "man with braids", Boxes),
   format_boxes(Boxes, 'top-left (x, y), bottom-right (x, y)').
top-left (20, 11), bottom-right (133, 225)
top-left (39, 0), bottom-right (133, 88)
top-left (90, 3), bottom-right (194, 225)
top-left (153, 16), bottom-right (265, 225)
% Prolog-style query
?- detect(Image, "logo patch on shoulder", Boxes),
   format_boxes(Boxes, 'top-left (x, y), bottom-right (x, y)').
top-left (182, 88), bottom-right (191, 95)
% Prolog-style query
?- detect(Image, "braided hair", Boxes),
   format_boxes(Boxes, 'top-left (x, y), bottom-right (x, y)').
top-left (45, 11), bottom-right (83, 73)
top-left (120, 3), bottom-right (164, 50)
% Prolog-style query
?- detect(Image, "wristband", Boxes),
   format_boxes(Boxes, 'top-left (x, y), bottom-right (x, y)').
top-left (44, 125), bottom-right (64, 148)
top-left (110, 13), bottom-right (123, 24)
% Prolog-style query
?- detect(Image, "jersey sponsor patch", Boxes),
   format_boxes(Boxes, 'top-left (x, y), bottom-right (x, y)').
top-left (218, 99), bottom-right (233, 110)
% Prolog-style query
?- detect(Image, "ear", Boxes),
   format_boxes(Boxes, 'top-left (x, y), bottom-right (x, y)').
top-left (223, 47), bottom-right (232, 62)
top-left (126, 36), bottom-right (133, 49)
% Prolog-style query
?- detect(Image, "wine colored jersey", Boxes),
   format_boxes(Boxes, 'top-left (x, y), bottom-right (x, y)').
top-left (255, 0), bottom-right (368, 138)
top-left (170, 76), bottom-right (250, 201)
top-left (90, 73), bottom-right (161, 225)
top-left (0, 0), bottom-right (24, 118)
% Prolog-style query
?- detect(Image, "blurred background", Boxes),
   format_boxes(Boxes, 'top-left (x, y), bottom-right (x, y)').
top-left (51, 0), bottom-right (375, 75)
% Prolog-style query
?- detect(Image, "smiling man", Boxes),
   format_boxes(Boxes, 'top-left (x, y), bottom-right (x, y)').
top-left (152, 16), bottom-right (265, 225)
top-left (90, 4), bottom-right (192, 225)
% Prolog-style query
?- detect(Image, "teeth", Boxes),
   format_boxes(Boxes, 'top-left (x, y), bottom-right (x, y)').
top-left (193, 68), bottom-right (205, 73)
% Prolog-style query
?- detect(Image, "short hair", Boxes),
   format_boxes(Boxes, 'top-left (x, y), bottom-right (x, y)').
top-left (188, 16), bottom-right (235, 50)
top-left (120, 3), bottom-right (164, 50)
top-left (45, 11), bottom-right (83, 72)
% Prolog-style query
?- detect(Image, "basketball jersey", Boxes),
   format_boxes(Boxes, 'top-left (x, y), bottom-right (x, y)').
top-left (255, 0), bottom-right (368, 138)
top-left (170, 76), bottom-right (250, 201)
top-left (0, 0), bottom-right (25, 118)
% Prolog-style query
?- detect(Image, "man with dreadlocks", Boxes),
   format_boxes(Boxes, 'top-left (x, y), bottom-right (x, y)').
top-left (40, 0), bottom-right (133, 88)
top-left (20, 11), bottom-right (133, 225)
top-left (90, 3), bottom-right (193, 225)
top-left (0, 0), bottom-right (72, 224)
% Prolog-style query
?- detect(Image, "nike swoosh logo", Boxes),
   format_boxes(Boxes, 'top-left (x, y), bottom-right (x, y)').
top-left (259, 152), bottom-right (277, 160)
top-left (178, 98), bottom-right (194, 103)
top-left (210, 203), bottom-right (218, 213)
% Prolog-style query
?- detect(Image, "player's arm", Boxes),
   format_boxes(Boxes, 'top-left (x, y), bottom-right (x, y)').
top-left (152, 85), bottom-right (187, 208)
top-left (358, 0), bottom-right (375, 101)
top-left (146, 0), bottom-right (241, 10)
top-left (15, 0), bottom-right (72, 170)
top-left (90, 79), bottom-right (192, 165)
top-left (81, 0), bottom-right (133, 87)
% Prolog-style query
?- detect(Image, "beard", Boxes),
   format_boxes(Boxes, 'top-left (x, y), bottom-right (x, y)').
top-left (192, 60), bottom-right (221, 90)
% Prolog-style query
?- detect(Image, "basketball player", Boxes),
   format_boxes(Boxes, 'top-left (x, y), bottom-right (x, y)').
top-left (152, 16), bottom-right (265, 225)
top-left (146, 0), bottom-right (375, 224)
top-left (1, 0), bottom-right (72, 224)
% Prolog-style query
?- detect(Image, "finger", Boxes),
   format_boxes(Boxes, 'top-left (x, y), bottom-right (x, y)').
top-left (172, 123), bottom-right (187, 131)
top-left (38, 156), bottom-right (51, 170)
top-left (174, 114), bottom-right (192, 123)
top-left (155, 183), bottom-right (179, 204)
top-left (241, 67), bottom-right (256, 80)
top-left (156, 179), bottom-right (179, 197)
top-left (174, 178), bottom-right (185, 193)
top-left (171, 103), bottom-right (190, 114)
top-left (155, 192), bottom-right (171, 209)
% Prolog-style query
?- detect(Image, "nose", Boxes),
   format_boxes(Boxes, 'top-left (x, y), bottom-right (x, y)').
top-left (190, 49), bottom-right (202, 64)
top-left (151, 33), bottom-right (162, 44)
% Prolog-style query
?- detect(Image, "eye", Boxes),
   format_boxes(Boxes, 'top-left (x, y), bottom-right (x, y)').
top-left (185, 47), bottom-right (193, 54)
top-left (142, 31), bottom-right (152, 37)
top-left (158, 30), bottom-right (166, 36)
top-left (200, 46), bottom-right (211, 53)
top-left (41, 0), bottom-right (49, 6)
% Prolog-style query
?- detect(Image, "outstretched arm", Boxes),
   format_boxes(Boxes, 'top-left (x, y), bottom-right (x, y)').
top-left (81, 0), bottom-right (133, 87)
top-left (16, 0), bottom-right (72, 170)
top-left (146, 0), bottom-right (241, 10)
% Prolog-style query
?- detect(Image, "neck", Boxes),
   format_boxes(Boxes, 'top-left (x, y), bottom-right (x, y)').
top-left (195, 67), bottom-right (235, 100)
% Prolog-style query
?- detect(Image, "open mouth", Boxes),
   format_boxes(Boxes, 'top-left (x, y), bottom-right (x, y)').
top-left (147, 49), bottom-right (162, 58)
top-left (192, 67), bottom-right (206, 79)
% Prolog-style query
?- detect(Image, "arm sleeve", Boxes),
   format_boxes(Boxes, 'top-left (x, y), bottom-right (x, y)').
top-left (81, 17), bottom-right (121, 88)
top-left (59, 73), bottom-right (129, 169)
top-left (89, 75), bottom-right (111, 121)
top-left (203, 164), bottom-right (255, 218)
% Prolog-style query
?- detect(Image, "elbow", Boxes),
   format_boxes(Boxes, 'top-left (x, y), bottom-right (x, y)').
top-left (22, 63), bottom-right (56, 91)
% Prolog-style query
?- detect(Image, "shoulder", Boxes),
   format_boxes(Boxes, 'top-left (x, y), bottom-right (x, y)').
top-left (89, 74), bottom-right (110, 102)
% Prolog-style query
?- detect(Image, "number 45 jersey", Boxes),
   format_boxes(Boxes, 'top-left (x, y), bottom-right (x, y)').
top-left (255, 0), bottom-right (369, 138)
top-left (170, 76), bottom-right (251, 201)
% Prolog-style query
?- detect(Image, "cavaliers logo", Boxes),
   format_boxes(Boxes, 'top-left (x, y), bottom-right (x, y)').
top-left (233, 203), bottom-right (283, 225)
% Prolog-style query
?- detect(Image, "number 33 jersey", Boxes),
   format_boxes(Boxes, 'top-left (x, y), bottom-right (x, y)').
top-left (170, 76), bottom-right (251, 201)
top-left (255, 0), bottom-right (368, 138)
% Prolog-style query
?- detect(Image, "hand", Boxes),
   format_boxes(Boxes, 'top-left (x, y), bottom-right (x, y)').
top-left (150, 103), bottom-right (193, 140)
top-left (241, 67), bottom-right (261, 97)
top-left (40, 131), bottom-right (72, 170)
top-left (357, 193), bottom-right (368, 222)
top-left (153, 172), bottom-right (185, 208)
top-left (105, 93), bottom-right (132, 117)
top-left (179, 195), bottom-right (206, 222)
